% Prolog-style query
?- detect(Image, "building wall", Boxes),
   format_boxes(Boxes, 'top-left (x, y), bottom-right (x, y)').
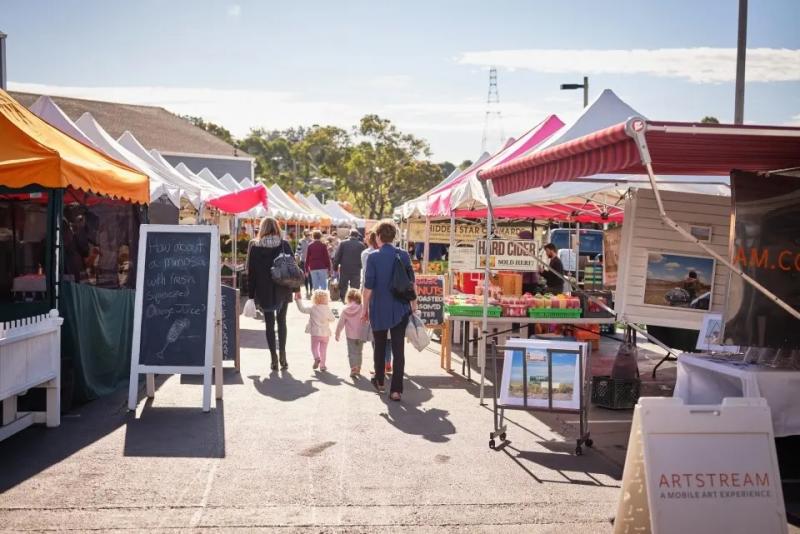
top-left (163, 154), bottom-right (254, 182)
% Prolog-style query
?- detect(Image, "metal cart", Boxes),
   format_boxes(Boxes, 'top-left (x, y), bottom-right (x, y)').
top-left (488, 339), bottom-right (593, 455)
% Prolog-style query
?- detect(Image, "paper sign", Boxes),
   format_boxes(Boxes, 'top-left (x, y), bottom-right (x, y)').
top-left (449, 244), bottom-right (476, 272)
top-left (475, 239), bottom-right (539, 271)
top-left (408, 221), bottom-right (530, 244)
top-left (414, 275), bottom-right (445, 326)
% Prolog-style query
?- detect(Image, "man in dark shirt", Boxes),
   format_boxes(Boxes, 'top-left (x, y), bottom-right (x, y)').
top-left (540, 243), bottom-right (565, 294)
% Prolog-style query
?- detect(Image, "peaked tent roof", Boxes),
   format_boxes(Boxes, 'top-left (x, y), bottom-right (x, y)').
top-left (76, 112), bottom-right (181, 206)
top-left (267, 184), bottom-right (319, 222)
top-left (29, 95), bottom-right (97, 148)
top-left (325, 200), bottom-right (365, 227)
top-left (0, 89), bottom-right (148, 203)
top-left (118, 131), bottom-right (205, 206)
top-left (483, 117), bottom-right (800, 196)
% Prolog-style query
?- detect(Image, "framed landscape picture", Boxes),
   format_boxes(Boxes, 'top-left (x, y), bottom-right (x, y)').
top-left (499, 339), bottom-right (585, 411)
top-left (696, 313), bottom-right (740, 353)
top-left (688, 225), bottom-right (712, 242)
top-left (643, 251), bottom-right (715, 310)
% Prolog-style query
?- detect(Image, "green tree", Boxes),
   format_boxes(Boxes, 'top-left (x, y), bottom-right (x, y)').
top-left (183, 115), bottom-right (235, 145)
top-left (340, 115), bottom-right (442, 219)
top-left (458, 159), bottom-right (473, 170)
top-left (438, 161), bottom-right (456, 178)
top-left (701, 116), bottom-right (720, 124)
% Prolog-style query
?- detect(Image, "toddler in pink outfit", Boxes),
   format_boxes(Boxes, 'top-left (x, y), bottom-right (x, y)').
top-left (335, 289), bottom-right (370, 378)
top-left (295, 290), bottom-right (336, 371)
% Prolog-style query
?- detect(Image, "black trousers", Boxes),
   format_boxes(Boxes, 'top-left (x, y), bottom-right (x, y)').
top-left (265, 301), bottom-right (289, 356)
top-left (299, 261), bottom-right (311, 293)
top-left (373, 314), bottom-right (409, 393)
top-left (339, 270), bottom-right (361, 300)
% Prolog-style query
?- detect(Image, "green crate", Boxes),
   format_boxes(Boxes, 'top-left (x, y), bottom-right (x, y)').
top-left (445, 304), bottom-right (502, 317)
top-left (527, 307), bottom-right (582, 319)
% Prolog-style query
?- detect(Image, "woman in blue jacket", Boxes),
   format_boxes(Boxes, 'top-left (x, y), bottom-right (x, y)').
top-left (362, 220), bottom-right (417, 401)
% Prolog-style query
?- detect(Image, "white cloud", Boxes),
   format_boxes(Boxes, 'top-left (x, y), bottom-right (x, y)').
top-left (227, 4), bottom-right (241, 17)
top-left (665, 262), bottom-right (681, 270)
top-left (789, 113), bottom-right (800, 126)
top-left (458, 48), bottom-right (800, 84)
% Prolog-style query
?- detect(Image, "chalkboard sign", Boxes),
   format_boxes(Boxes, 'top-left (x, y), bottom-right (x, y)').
top-left (220, 284), bottom-right (239, 363)
top-left (129, 225), bottom-right (219, 412)
top-left (415, 275), bottom-right (445, 326)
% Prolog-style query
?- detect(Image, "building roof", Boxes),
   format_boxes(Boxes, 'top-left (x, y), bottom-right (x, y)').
top-left (10, 91), bottom-right (252, 160)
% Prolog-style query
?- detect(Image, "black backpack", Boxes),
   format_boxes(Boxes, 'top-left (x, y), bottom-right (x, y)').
top-left (391, 251), bottom-right (417, 302)
top-left (271, 241), bottom-right (305, 289)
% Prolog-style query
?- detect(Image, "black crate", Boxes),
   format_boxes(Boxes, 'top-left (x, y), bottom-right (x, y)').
top-left (591, 376), bottom-right (640, 410)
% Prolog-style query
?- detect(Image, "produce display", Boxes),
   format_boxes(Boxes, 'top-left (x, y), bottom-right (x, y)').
top-left (445, 291), bottom-right (582, 318)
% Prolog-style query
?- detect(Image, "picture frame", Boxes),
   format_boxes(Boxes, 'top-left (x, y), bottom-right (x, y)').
top-left (499, 338), bottom-right (586, 411)
top-left (696, 313), bottom-right (740, 353)
top-left (688, 224), bottom-right (713, 242)
top-left (643, 251), bottom-right (716, 311)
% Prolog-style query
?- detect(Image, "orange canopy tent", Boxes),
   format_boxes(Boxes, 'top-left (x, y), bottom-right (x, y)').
top-left (0, 90), bottom-right (148, 203)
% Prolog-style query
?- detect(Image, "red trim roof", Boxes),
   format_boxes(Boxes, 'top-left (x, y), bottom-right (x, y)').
top-left (482, 119), bottom-right (800, 197)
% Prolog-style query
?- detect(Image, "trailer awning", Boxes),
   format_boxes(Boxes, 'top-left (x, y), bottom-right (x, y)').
top-left (482, 118), bottom-right (800, 196)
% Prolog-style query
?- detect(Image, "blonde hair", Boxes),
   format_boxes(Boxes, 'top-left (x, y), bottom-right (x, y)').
top-left (345, 288), bottom-right (362, 305)
top-left (312, 289), bottom-right (330, 305)
top-left (258, 217), bottom-right (281, 239)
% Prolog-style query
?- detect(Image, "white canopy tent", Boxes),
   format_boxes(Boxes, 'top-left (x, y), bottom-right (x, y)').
top-left (118, 131), bottom-right (205, 207)
top-left (75, 112), bottom-right (181, 207)
top-left (169, 159), bottom-right (228, 198)
top-left (325, 200), bottom-right (365, 227)
top-left (268, 184), bottom-right (320, 222)
top-left (28, 95), bottom-right (97, 148)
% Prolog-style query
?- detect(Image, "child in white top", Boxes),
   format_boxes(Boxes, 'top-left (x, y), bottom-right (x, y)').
top-left (295, 290), bottom-right (336, 371)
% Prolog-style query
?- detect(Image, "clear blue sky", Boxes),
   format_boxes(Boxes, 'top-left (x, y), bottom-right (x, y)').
top-left (3, 0), bottom-right (799, 162)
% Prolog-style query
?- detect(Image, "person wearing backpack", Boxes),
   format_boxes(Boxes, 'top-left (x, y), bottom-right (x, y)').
top-left (361, 220), bottom-right (417, 401)
top-left (247, 217), bottom-right (296, 371)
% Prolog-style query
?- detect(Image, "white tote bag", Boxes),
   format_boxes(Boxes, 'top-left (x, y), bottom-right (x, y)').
top-left (405, 313), bottom-right (430, 352)
top-left (242, 298), bottom-right (257, 318)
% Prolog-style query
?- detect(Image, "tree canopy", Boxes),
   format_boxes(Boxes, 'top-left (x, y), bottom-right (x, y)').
top-left (187, 114), bottom-right (452, 219)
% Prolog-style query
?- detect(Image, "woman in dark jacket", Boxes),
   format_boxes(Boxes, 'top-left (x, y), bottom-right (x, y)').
top-left (247, 216), bottom-right (295, 370)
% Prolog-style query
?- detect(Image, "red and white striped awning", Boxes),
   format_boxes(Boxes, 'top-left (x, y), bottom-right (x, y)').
top-left (482, 118), bottom-right (800, 197)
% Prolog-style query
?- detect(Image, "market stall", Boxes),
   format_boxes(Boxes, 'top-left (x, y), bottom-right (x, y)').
top-left (0, 89), bottom-right (149, 412)
top-left (479, 115), bottom-right (800, 416)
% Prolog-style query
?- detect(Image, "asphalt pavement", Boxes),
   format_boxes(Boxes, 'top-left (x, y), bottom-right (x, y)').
top-left (0, 301), bottom-right (626, 533)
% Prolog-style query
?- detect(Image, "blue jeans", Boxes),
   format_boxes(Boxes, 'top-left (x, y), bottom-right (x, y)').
top-left (310, 269), bottom-right (328, 290)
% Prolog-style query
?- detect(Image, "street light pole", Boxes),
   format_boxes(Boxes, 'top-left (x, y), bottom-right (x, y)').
top-left (734, 0), bottom-right (748, 124)
top-left (560, 77), bottom-right (589, 108)
top-left (582, 76), bottom-right (589, 108)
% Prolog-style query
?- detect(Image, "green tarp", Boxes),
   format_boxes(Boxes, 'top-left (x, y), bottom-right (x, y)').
top-left (60, 281), bottom-right (135, 402)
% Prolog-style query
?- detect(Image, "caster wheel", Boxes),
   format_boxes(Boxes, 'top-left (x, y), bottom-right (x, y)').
top-left (585, 439), bottom-right (594, 448)
top-left (499, 433), bottom-right (507, 441)
top-left (575, 446), bottom-right (583, 456)
top-left (489, 439), bottom-right (496, 450)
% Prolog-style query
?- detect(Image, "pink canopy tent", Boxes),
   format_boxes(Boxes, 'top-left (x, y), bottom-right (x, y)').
top-left (207, 184), bottom-right (268, 214)
top-left (456, 202), bottom-right (624, 223)
top-left (425, 114), bottom-right (565, 217)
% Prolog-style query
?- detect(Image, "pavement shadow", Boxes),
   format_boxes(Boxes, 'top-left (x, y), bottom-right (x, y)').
top-left (314, 370), bottom-right (346, 387)
top-left (123, 399), bottom-right (225, 458)
top-left (239, 325), bottom-right (266, 350)
top-left (506, 444), bottom-right (621, 487)
top-left (379, 377), bottom-right (456, 443)
top-left (181, 367), bottom-right (244, 386)
top-left (0, 376), bottom-right (171, 492)
top-left (248, 371), bottom-right (319, 402)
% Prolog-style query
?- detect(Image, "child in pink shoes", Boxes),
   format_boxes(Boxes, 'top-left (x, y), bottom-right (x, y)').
top-left (295, 290), bottom-right (336, 371)
top-left (335, 289), bottom-right (371, 378)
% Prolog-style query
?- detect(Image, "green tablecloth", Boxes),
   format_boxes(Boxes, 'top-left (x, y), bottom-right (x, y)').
top-left (60, 281), bottom-right (135, 402)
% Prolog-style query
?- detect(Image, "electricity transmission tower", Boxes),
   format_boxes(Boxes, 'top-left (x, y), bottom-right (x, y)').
top-left (480, 67), bottom-right (505, 154)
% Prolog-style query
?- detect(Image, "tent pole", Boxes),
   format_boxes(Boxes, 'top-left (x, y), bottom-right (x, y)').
top-left (423, 215), bottom-right (431, 273)
top-left (232, 215), bottom-right (237, 289)
top-left (628, 123), bottom-right (800, 322)
top-left (448, 210), bottom-right (456, 294)
top-left (479, 177), bottom-right (495, 406)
